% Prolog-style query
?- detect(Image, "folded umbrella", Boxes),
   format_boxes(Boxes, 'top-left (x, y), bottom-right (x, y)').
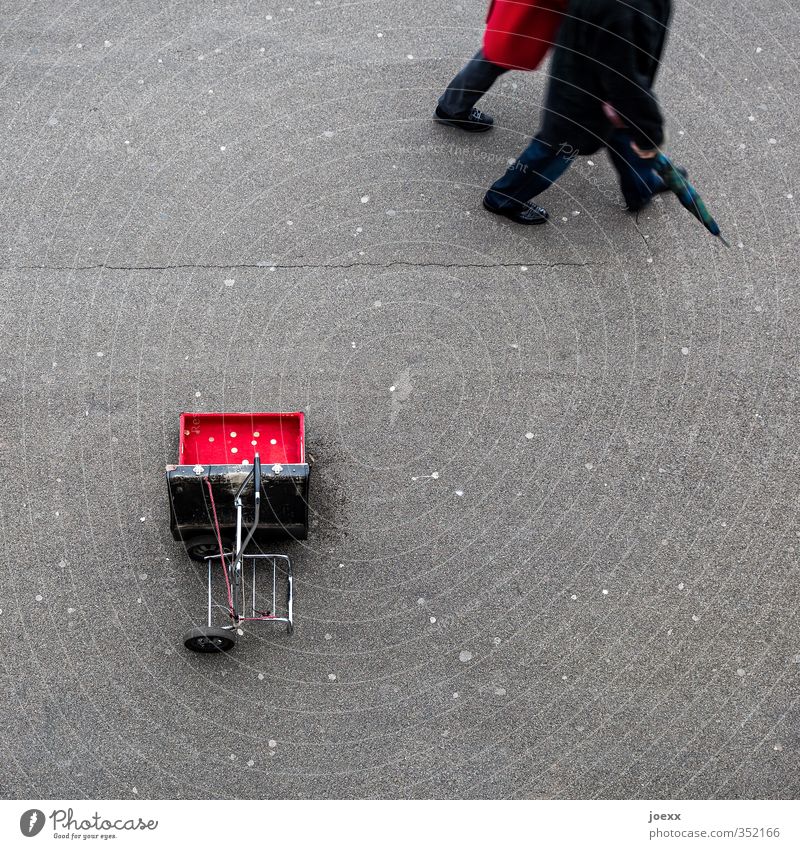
top-left (653, 154), bottom-right (729, 246)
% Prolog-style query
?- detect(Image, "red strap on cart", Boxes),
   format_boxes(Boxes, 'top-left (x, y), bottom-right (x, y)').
top-left (205, 478), bottom-right (235, 614)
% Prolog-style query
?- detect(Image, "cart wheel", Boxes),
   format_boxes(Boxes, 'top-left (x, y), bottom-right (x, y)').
top-left (185, 535), bottom-right (227, 562)
top-left (183, 626), bottom-right (237, 653)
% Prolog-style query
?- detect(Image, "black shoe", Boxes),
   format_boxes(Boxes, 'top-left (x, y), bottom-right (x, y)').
top-left (482, 196), bottom-right (549, 225)
top-left (434, 105), bottom-right (494, 133)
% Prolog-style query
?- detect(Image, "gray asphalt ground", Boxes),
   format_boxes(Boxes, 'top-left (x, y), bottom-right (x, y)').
top-left (1, 0), bottom-right (798, 800)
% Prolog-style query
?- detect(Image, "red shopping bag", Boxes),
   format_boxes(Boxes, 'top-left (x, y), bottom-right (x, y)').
top-left (482, 0), bottom-right (568, 71)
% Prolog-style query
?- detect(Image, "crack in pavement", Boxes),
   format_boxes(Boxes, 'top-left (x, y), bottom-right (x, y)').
top-left (2, 260), bottom-right (599, 272)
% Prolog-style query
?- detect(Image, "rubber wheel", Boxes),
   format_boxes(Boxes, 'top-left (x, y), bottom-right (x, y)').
top-left (183, 626), bottom-right (237, 653)
top-left (185, 534), bottom-right (228, 562)
top-left (286, 621), bottom-right (294, 636)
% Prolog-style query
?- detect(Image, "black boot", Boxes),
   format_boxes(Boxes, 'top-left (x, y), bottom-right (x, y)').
top-left (482, 197), bottom-right (549, 225)
top-left (434, 105), bottom-right (494, 133)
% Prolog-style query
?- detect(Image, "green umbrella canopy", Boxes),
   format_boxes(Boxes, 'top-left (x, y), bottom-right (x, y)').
top-left (654, 154), bottom-right (729, 246)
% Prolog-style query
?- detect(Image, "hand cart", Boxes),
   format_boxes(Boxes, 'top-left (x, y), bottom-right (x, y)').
top-left (166, 412), bottom-right (310, 653)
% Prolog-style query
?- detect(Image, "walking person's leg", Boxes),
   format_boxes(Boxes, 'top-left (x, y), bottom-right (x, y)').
top-left (435, 49), bottom-right (507, 132)
top-left (483, 136), bottom-right (575, 224)
top-left (605, 129), bottom-right (666, 211)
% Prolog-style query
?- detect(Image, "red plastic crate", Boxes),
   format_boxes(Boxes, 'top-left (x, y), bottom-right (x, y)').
top-left (178, 412), bottom-right (305, 466)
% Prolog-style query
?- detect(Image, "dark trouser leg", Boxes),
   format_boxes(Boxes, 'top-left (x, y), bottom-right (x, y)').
top-left (484, 136), bottom-right (575, 212)
top-left (605, 129), bottom-right (664, 210)
top-left (438, 48), bottom-right (507, 117)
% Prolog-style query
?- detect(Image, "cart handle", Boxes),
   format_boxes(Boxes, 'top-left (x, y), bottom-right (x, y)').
top-left (231, 453), bottom-right (262, 584)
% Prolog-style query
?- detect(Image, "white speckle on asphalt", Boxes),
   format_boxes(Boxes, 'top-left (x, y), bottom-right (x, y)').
top-left (681, 347), bottom-right (690, 356)
top-left (328, 673), bottom-right (337, 681)
top-left (224, 278), bottom-right (235, 286)
top-left (737, 668), bottom-right (746, 676)
top-left (494, 686), bottom-right (506, 696)
top-left (525, 432), bottom-right (534, 439)
top-left (258, 673), bottom-right (264, 680)
top-left (360, 195), bottom-right (370, 203)
top-left (455, 489), bottom-right (464, 497)
top-left (35, 594), bottom-right (43, 601)
top-left (459, 651), bottom-right (473, 663)
top-left (268, 739), bottom-right (277, 748)
top-left (429, 617), bottom-right (436, 624)
top-left (585, 463), bottom-right (594, 470)
top-left (571, 594), bottom-right (578, 601)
